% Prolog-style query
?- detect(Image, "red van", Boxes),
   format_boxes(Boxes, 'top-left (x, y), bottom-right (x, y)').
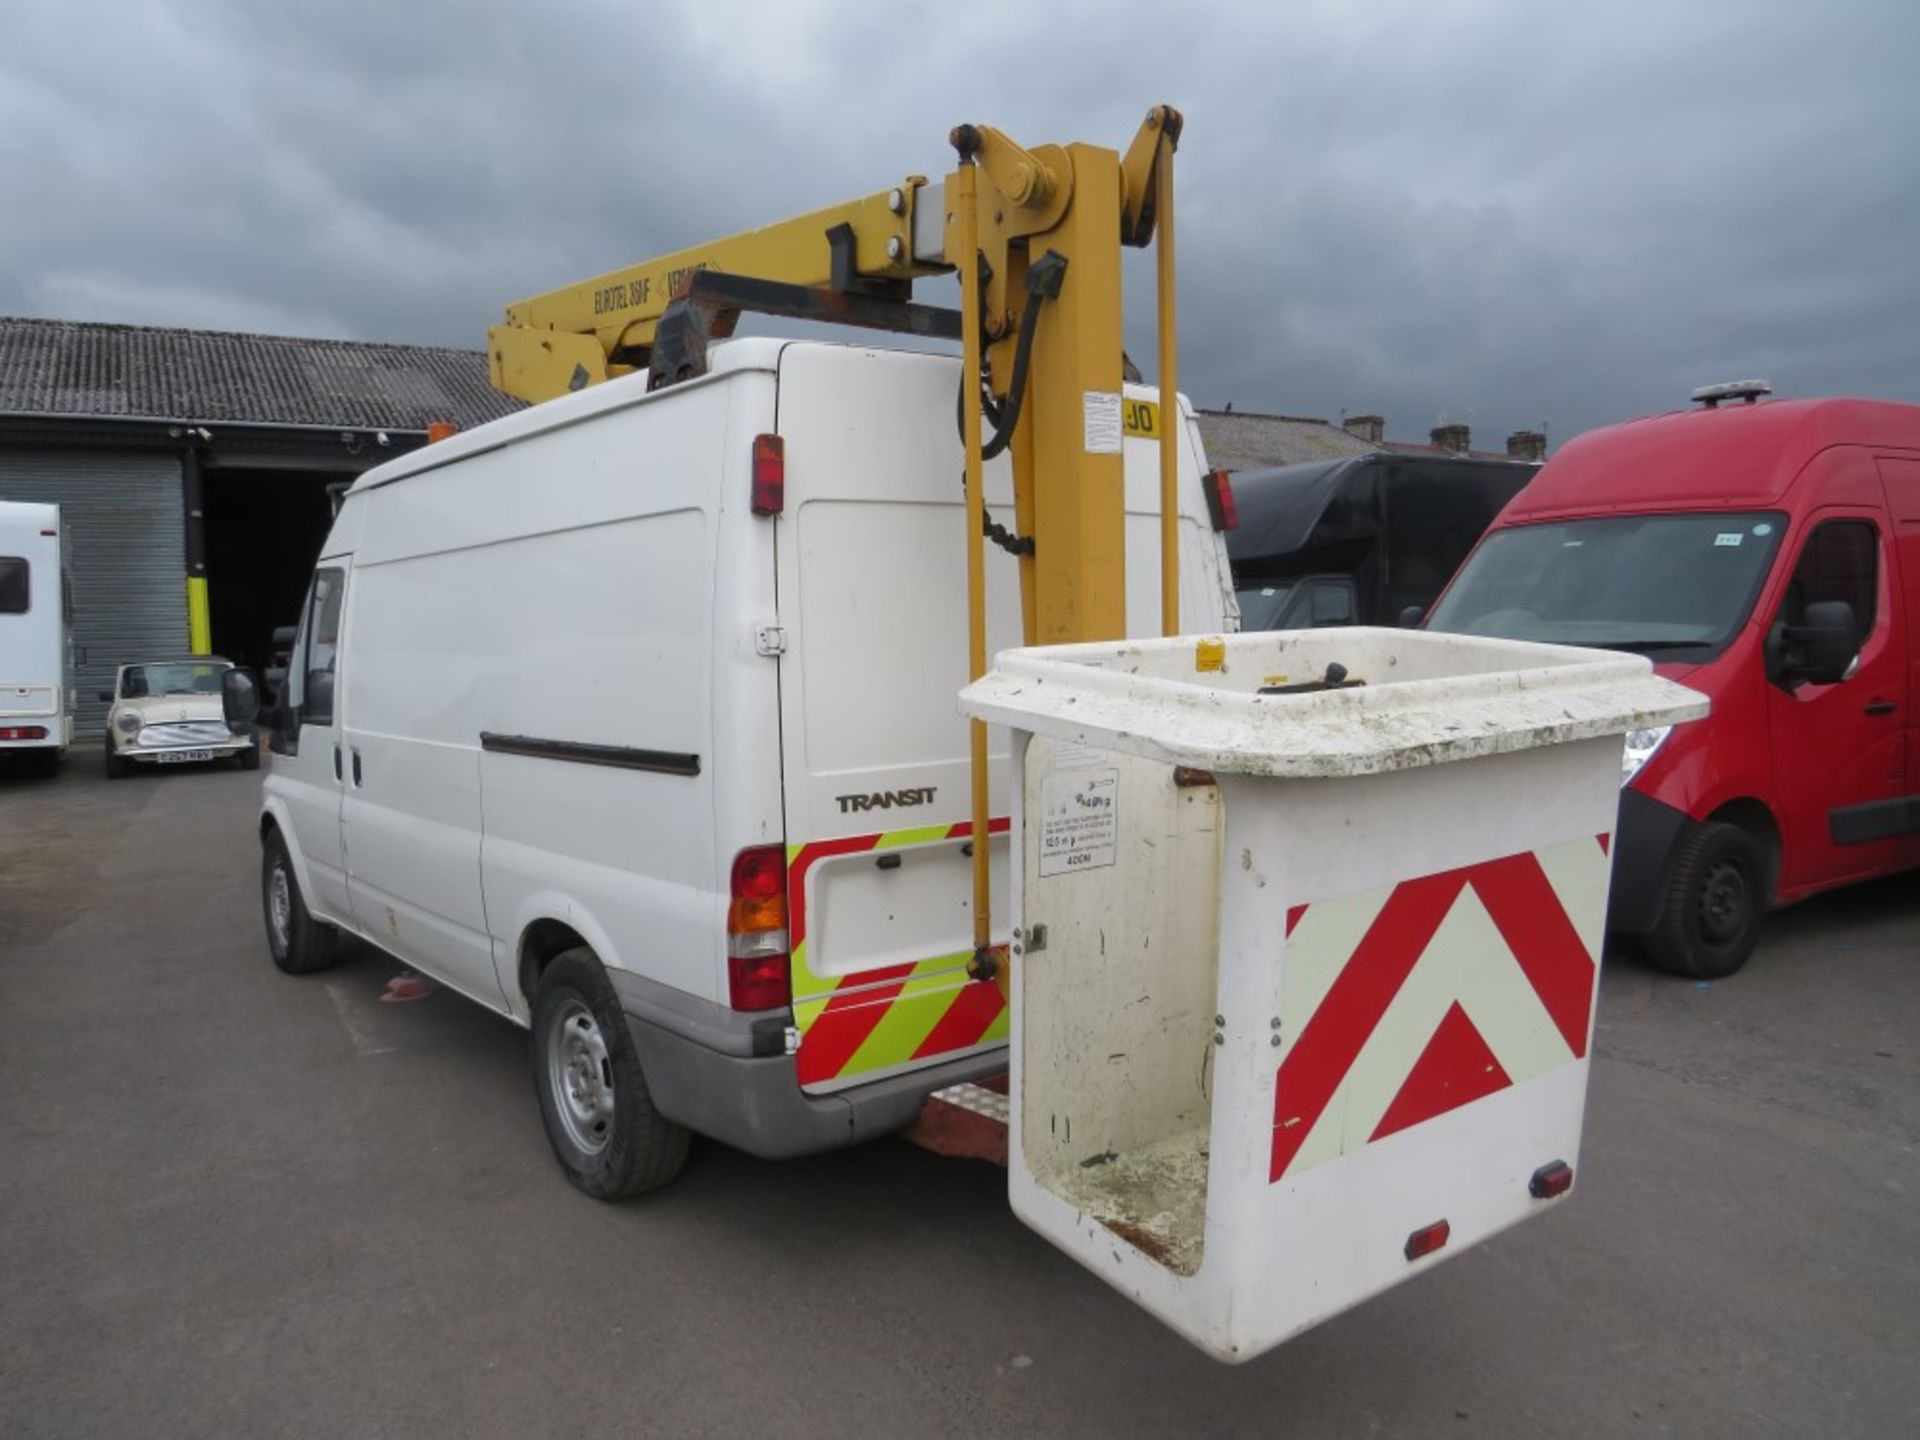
top-left (1425, 386), bottom-right (1918, 977)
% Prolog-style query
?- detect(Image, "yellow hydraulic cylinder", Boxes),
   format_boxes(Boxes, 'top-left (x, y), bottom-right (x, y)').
top-left (955, 164), bottom-right (994, 957)
top-left (1155, 132), bottom-right (1179, 637)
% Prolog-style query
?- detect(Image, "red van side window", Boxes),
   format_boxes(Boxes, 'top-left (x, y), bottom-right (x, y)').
top-left (1780, 520), bottom-right (1878, 632)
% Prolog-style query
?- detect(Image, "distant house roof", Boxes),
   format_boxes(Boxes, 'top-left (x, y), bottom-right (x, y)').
top-left (1196, 407), bottom-right (1543, 469)
top-left (1379, 439), bottom-right (1520, 462)
top-left (0, 316), bottom-right (524, 432)
top-left (1193, 408), bottom-right (1381, 470)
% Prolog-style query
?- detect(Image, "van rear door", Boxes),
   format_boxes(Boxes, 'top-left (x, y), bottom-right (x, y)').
top-left (771, 343), bottom-right (1229, 1095)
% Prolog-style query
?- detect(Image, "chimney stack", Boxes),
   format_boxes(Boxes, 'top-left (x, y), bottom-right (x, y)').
top-left (1505, 429), bottom-right (1547, 462)
top-left (1431, 423), bottom-right (1471, 454)
top-left (1343, 413), bottom-right (1385, 444)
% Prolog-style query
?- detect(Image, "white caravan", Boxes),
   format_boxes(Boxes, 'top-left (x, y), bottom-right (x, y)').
top-left (0, 501), bottom-right (72, 777)
top-left (255, 339), bottom-right (1235, 1198)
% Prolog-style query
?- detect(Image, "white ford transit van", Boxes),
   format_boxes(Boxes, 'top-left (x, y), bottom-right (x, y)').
top-left (255, 338), bottom-right (1236, 1198)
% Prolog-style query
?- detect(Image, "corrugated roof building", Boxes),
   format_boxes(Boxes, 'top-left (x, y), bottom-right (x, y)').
top-left (0, 317), bottom-right (523, 742)
top-left (0, 317), bottom-right (519, 428)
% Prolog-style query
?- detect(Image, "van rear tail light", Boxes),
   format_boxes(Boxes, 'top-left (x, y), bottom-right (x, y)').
top-left (728, 952), bottom-right (790, 1013)
top-left (1202, 467), bottom-right (1238, 531)
top-left (751, 434), bottom-right (785, 516)
top-left (0, 725), bottom-right (48, 741)
top-left (727, 845), bottom-right (791, 1010)
top-left (1530, 1160), bottom-right (1574, 1200)
top-left (1404, 1219), bottom-right (1450, 1262)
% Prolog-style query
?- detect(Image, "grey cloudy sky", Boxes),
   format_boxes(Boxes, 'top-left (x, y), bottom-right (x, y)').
top-left (2, 0), bottom-right (1914, 444)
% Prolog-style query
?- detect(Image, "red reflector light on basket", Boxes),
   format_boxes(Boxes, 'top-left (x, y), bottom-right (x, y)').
top-left (1529, 1160), bottom-right (1574, 1199)
top-left (751, 433), bottom-right (785, 516)
top-left (727, 845), bottom-right (790, 1010)
top-left (1404, 1219), bottom-right (1450, 1262)
top-left (1202, 467), bottom-right (1238, 532)
top-left (0, 725), bottom-right (48, 741)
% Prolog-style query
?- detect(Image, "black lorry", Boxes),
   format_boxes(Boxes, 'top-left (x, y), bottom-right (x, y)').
top-left (1228, 453), bottom-right (1536, 630)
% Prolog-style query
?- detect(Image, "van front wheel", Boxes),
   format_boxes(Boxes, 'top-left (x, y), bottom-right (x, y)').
top-left (531, 949), bottom-right (690, 1200)
top-left (262, 830), bottom-right (342, 975)
top-left (1647, 820), bottom-right (1767, 980)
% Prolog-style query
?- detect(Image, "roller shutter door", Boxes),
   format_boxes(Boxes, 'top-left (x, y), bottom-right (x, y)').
top-left (0, 447), bottom-right (185, 737)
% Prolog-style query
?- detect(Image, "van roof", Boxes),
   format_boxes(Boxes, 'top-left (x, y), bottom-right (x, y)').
top-left (348, 337), bottom-right (792, 494)
top-left (1504, 397), bottom-right (1920, 522)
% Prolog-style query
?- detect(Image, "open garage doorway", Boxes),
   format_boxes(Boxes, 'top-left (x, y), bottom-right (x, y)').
top-left (203, 467), bottom-right (349, 675)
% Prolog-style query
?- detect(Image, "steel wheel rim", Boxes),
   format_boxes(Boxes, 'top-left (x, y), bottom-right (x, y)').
top-left (1696, 856), bottom-right (1749, 945)
top-left (268, 861), bottom-right (292, 951)
top-left (546, 998), bottom-right (615, 1155)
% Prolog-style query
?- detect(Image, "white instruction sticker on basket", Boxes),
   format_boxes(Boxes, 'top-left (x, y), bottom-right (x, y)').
top-left (1039, 767), bottom-right (1119, 876)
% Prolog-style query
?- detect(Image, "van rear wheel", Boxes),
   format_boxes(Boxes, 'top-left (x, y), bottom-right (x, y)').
top-left (531, 948), bottom-right (690, 1200)
top-left (1647, 820), bottom-right (1767, 980)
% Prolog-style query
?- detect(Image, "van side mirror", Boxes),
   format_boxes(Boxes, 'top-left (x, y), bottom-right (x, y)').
top-left (1398, 604), bottom-right (1425, 629)
top-left (1778, 600), bottom-right (1860, 687)
top-left (222, 668), bottom-right (261, 724)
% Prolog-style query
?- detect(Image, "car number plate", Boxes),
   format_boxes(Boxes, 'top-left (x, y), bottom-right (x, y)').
top-left (154, 749), bottom-right (215, 764)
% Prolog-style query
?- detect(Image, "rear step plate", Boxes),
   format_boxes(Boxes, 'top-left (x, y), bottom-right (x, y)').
top-left (902, 1077), bottom-right (1009, 1166)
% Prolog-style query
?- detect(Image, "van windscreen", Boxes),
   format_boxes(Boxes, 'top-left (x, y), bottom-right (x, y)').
top-left (1236, 581), bottom-right (1296, 630)
top-left (1427, 511), bottom-right (1785, 657)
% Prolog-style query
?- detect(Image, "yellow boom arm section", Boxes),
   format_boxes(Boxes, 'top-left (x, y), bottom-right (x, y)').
top-left (490, 184), bottom-right (943, 401)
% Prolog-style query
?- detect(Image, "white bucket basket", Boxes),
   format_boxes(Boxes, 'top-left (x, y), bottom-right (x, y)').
top-left (959, 628), bottom-right (1706, 1362)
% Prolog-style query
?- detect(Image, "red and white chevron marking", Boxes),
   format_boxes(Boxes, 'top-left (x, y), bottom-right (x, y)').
top-left (1270, 834), bottom-right (1612, 1184)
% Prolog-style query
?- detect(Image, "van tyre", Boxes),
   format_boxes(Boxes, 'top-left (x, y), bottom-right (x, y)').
top-left (1647, 821), bottom-right (1767, 980)
top-left (262, 829), bottom-right (342, 975)
top-left (532, 948), bottom-right (690, 1200)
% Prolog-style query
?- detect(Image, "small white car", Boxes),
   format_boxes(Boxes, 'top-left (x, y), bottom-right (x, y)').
top-left (101, 658), bottom-right (259, 778)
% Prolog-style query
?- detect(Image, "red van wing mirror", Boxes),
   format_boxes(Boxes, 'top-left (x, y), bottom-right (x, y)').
top-left (1774, 600), bottom-right (1860, 688)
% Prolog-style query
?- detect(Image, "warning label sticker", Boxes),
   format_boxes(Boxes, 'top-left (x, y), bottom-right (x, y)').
top-left (1039, 767), bottom-right (1119, 877)
top-left (1083, 391), bottom-right (1123, 454)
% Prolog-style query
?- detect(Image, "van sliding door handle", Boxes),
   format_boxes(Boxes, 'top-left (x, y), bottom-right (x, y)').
top-left (333, 745), bottom-right (342, 781)
top-left (1862, 699), bottom-right (1897, 716)
top-left (351, 750), bottom-right (363, 785)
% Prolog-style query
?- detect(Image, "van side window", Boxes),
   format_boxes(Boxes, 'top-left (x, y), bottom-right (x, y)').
top-left (302, 567), bottom-right (346, 726)
top-left (0, 557), bottom-right (27, 614)
top-left (1780, 520), bottom-right (1878, 633)
top-left (1308, 578), bottom-right (1356, 627)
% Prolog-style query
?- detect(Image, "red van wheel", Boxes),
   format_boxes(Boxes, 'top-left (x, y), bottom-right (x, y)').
top-left (1647, 821), bottom-right (1767, 980)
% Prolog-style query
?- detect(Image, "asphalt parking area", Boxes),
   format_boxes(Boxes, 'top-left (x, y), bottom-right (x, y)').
top-left (2, 753), bottom-right (1916, 1438)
